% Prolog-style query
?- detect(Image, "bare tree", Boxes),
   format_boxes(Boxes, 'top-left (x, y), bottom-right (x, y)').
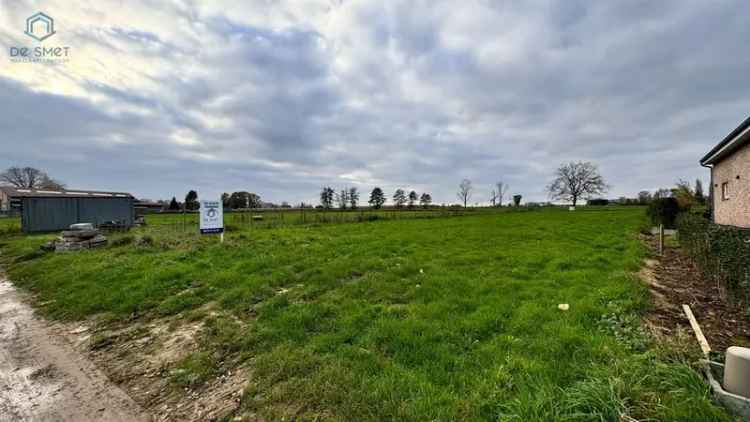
top-left (489, 189), bottom-right (498, 206)
top-left (547, 162), bottom-right (608, 207)
top-left (457, 179), bottom-right (472, 208)
top-left (495, 181), bottom-right (508, 207)
top-left (0, 166), bottom-right (65, 190)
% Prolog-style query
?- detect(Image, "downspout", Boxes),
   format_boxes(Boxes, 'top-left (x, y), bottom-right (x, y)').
top-left (700, 161), bottom-right (714, 223)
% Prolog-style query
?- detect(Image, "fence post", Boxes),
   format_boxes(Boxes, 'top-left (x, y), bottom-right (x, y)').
top-left (659, 224), bottom-right (664, 256)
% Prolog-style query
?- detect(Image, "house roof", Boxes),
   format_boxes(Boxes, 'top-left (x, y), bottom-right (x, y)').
top-left (700, 115), bottom-right (750, 166)
top-left (0, 186), bottom-right (133, 199)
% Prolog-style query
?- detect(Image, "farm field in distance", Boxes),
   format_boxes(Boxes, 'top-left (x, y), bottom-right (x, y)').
top-left (0, 208), bottom-right (731, 420)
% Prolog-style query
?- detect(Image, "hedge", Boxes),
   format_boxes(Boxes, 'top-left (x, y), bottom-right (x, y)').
top-left (646, 198), bottom-right (683, 229)
top-left (587, 198), bottom-right (609, 206)
top-left (676, 213), bottom-right (750, 298)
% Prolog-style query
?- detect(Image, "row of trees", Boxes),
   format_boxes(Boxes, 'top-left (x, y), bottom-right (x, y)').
top-left (177, 162), bottom-right (609, 212)
top-left (221, 191), bottom-right (262, 209)
top-left (320, 186), bottom-right (433, 209)
top-left (596, 179), bottom-right (707, 207)
top-left (3, 165), bottom-right (707, 214)
top-left (548, 164), bottom-right (709, 209)
top-left (645, 179), bottom-right (707, 208)
top-left (0, 164), bottom-right (602, 210)
top-left (163, 190), bottom-right (264, 211)
top-left (457, 179), bottom-right (521, 207)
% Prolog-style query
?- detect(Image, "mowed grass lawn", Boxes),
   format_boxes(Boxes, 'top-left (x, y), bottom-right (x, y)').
top-left (0, 208), bottom-right (731, 421)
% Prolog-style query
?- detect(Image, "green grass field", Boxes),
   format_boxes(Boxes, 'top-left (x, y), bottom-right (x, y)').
top-left (0, 216), bottom-right (21, 234)
top-left (145, 206), bottom-right (497, 230)
top-left (0, 208), bottom-right (731, 420)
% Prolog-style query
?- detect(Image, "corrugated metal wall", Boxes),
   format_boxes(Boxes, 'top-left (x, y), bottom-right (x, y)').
top-left (21, 197), bottom-right (134, 232)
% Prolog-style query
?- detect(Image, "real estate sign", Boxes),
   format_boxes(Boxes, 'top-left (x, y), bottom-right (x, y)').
top-left (199, 200), bottom-right (224, 234)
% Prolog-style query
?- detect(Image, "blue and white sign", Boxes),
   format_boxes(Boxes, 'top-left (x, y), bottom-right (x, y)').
top-left (199, 200), bottom-right (224, 234)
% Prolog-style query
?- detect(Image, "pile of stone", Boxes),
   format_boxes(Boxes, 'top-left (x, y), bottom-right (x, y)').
top-left (42, 223), bottom-right (108, 252)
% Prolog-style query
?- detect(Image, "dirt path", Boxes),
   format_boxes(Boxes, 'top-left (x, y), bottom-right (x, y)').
top-left (0, 278), bottom-right (151, 422)
top-left (642, 239), bottom-right (750, 353)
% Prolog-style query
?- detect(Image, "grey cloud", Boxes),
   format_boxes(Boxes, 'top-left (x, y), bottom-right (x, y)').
top-left (1, 1), bottom-right (748, 205)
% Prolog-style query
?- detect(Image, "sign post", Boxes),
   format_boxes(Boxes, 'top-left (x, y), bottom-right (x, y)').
top-left (199, 199), bottom-right (224, 242)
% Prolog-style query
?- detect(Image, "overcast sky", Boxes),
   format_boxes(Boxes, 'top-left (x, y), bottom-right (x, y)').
top-left (1, 1), bottom-right (747, 205)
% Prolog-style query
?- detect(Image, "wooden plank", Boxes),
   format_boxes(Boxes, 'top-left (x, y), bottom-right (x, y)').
top-left (659, 224), bottom-right (664, 255)
top-left (683, 304), bottom-right (711, 356)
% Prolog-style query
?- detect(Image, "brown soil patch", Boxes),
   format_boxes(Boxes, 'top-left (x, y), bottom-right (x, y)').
top-left (61, 312), bottom-right (249, 422)
top-left (643, 236), bottom-right (750, 353)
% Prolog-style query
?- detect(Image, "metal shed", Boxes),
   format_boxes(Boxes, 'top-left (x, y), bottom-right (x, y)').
top-left (0, 187), bottom-right (135, 232)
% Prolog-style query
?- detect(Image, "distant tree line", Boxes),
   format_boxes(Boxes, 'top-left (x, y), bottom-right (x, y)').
top-left (319, 186), bottom-right (433, 210)
top-left (221, 191), bottom-right (262, 209)
top-left (317, 179), bottom-right (527, 210)
top-left (160, 190), bottom-right (265, 211)
top-left (586, 179), bottom-right (707, 207)
top-left (9, 164), bottom-right (708, 216)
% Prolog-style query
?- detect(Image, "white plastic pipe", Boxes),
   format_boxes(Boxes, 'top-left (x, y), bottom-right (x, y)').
top-left (724, 346), bottom-right (750, 398)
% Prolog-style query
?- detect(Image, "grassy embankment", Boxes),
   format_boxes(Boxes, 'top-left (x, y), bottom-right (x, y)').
top-left (0, 207), bottom-right (732, 420)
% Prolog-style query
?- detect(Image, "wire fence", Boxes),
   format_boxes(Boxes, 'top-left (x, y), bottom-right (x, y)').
top-left (0, 205), bottom-right (641, 238)
top-left (0, 207), bottom-right (483, 238)
top-left (144, 207), bottom-right (477, 233)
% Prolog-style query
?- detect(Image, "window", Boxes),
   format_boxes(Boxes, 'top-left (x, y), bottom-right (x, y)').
top-left (722, 182), bottom-right (730, 200)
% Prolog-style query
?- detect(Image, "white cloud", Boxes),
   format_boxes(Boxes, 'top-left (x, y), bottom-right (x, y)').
top-left (0, 0), bottom-right (747, 204)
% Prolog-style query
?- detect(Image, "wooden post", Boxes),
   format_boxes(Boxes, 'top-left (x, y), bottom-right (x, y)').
top-left (659, 224), bottom-right (664, 256)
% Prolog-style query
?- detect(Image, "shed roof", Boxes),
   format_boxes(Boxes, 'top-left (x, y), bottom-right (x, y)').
top-left (700, 115), bottom-right (750, 166)
top-left (0, 186), bottom-right (133, 199)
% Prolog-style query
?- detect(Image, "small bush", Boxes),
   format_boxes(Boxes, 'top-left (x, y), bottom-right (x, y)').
top-left (135, 235), bottom-right (154, 247)
top-left (677, 213), bottom-right (750, 298)
top-left (646, 198), bottom-right (683, 229)
top-left (110, 235), bottom-right (134, 247)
